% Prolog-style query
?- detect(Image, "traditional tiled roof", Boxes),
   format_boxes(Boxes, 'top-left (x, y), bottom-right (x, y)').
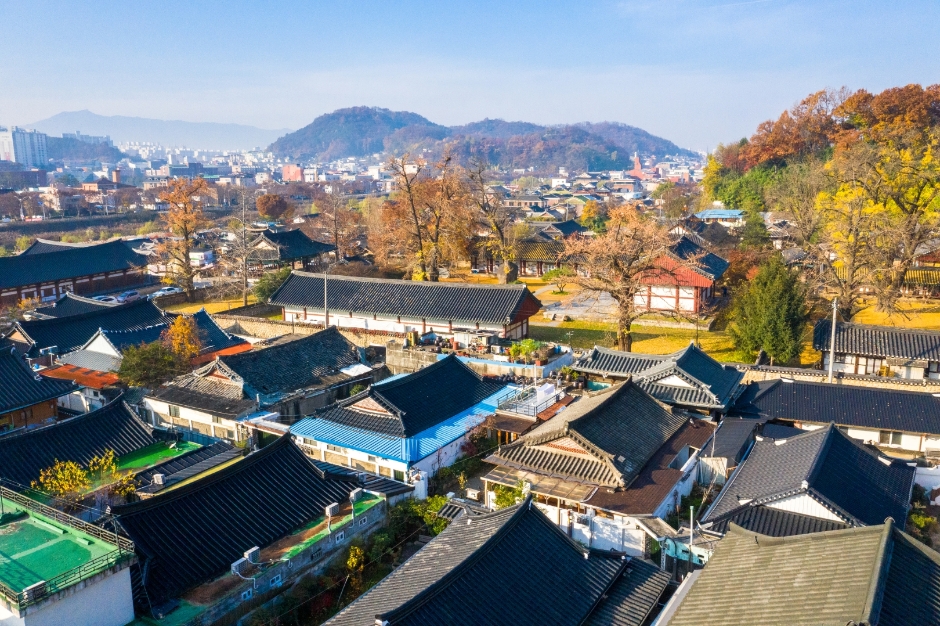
top-left (92, 309), bottom-right (244, 357)
top-left (487, 381), bottom-right (688, 489)
top-left (813, 319), bottom-right (940, 362)
top-left (585, 418), bottom-right (715, 515)
top-left (149, 371), bottom-right (256, 418)
top-left (315, 354), bottom-right (505, 438)
top-left (0, 346), bottom-right (75, 415)
top-left (575, 344), bottom-right (744, 411)
top-left (660, 520), bottom-right (940, 626)
top-left (667, 236), bottom-right (729, 281)
top-left (701, 417), bottom-right (762, 461)
top-left (0, 397), bottom-right (155, 488)
top-left (515, 240), bottom-right (565, 262)
top-left (732, 378), bottom-right (940, 435)
top-left (216, 327), bottom-right (362, 402)
top-left (543, 219), bottom-right (589, 238)
top-left (13, 299), bottom-right (167, 356)
top-left (135, 442), bottom-right (241, 494)
top-left (703, 424), bottom-right (914, 527)
top-left (32, 293), bottom-right (121, 319)
top-left (326, 498), bottom-right (669, 626)
top-left (269, 271), bottom-right (542, 325)
top-left (249, 228), bottom-right (335, 262)
top-left (0, 239), bottom-right (147, 290)
top-left (20, 239), bottom-right (89, 255)
top-left (40, 363), bottom-right (121, 389)
top-left (310, 460), bottom-right (415, 498)
top-left (111, 436), bottom-right (357, 605)
top-left (704, 505), bottom-right (849, 537)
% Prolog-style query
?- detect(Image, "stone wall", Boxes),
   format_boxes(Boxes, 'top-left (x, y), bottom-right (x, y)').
top-left (213, 315), bottom-right (406, 348)
top-left (738, 364), bottom-right (940, 392)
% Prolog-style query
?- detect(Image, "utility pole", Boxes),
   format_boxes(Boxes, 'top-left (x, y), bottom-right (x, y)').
top-left (828, 297), bottom-right (838, 383)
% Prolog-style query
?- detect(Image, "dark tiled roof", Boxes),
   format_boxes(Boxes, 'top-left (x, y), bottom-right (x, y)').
top-left (326, 499), bottom-right (667, 626)
top-left (733, 378), bottom-right (940, 435)
top-left (669, 236), bottom-right (729, 281)
top-left (111, 436), bottom-right (357, 605)
top-left (758, 422), bottom-right (805, 439)
top-left (662, 521), bottom-right (940, 626)
top-left (586, 418), bottom-right (716, 515)
top-left (704, 505), bottom-right (849, 536)
top-left (14, 299), bottom-right (167, 356)
top-left (584, 558), bottom-right (671, 626)
top-left (703, 424), bottom-right (914, 527)
top-left (249, 229), bottom-right (335, 262)
top-left (703, 417), bottom-right (762, 461)
top-left (189, 309), bottom-right (247, 353)
top-left (32, 293), bottom-right (121, 319)
top-left (0, 346), bottom-right (75, 414)
top-left (0, 397), bottom-right (155, 488)
top-left (135, 442), bottom-right (241, 494)
top-left (317, 354), bottom-right (504, 437)
top-left (149, 373), bottom-right (257, 418)
top-left (0, 239), bottom-right (148, 289)
top-left (575, 344), bottom-right (743, 410)
top-left (813, 319), bottom-right (940, 361)
top-left (269, 271), bottom-right (542, 325)
top-left (488, 381), bottom-right (689, 489)
top-left (544, 219), bottom-right (589, 238)
top-left (20, 239), bottom-right (86, 255)
top-left (218, 327), bottom-right (362, 401)
top-left (516, 240), bottom-right (565, 262)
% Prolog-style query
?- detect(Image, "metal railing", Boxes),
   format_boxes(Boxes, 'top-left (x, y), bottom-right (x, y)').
top-left (0, 486), bottom-right (135, 611)
top-left (497, 387), bottom-right (565, 418)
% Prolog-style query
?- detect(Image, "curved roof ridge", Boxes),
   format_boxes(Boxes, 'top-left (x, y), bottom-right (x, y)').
top-left (289, 270), bottom-right (530, 290)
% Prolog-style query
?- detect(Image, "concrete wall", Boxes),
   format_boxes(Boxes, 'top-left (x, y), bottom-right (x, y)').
top-left (213, 315), bottom-right (404, 348)
top-left (384, 343), bottom-right (574, 378)
top-left (0, 566), bottom-right (135, 626)
top-left (532, 503), bottom-right (647, 555)
top-left (179, 501), bottom-right (386, 626)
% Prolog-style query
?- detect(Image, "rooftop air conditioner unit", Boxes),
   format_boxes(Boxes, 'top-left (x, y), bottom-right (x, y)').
top-left (349, 488), bottom-right (363, 503)
top-left (231, 558), bottom-right (249, 576)
top-left (325, 502), bottom-right (340, 518)
top-left (22, 581), bottom-right (46, 603)
top-left (152, 474), bottom-right (165, 486)
top-left (244, 547), bottom-right (261, 564)
top-left (465, 488), bottom-right (480, 501)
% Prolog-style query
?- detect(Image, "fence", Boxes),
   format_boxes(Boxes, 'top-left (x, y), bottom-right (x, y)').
top-left (0, 485), bottom-right (134, 611)
top-left (497, 386), bottom-right (565, 417)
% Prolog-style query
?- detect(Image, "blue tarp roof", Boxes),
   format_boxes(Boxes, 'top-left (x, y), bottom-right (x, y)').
top-left (290, 385), bottom-right (512, 463)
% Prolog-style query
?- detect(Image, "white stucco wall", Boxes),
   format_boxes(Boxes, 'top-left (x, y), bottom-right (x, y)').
top-left (0, 568), bottom-right (134, 626)
top-left (764, 493), bottom-right (844, 522)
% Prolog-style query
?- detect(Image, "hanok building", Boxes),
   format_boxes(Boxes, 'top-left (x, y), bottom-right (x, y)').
top-left (0, 397), bottom-right (157, 489)
top-left (109, 436), bottom-right (386, 619)
top-left (699, 424), bottom-right (915, 541)
top-left (144, 327), bottom-right (379, 441)
top-left (29, 292), bottom-right (121, 319)
top-left (0, 239), bottom-right (149, 306)
top-left (248, 228), bottom-right (335, 270)
top-left (814, 319), bottom-right (940, 380)
top-left (0, 486), bottom-right (136, 626)
top-left (732, 377), bottom-right (940, 456)
top-left (474, 219), bottom-right (589, 277)
top-left (654, 520), bottom-right (940, 626)
top-left (635, 236), bottom-right (729, 315)
top-left (0, 346), bottom-right (75, 435)
top-left (6, 299), bottom-right (168, 359)
top-left (325, 497), bottom-right (671, 626)
top-left (270, 272), bottom-right (542, 341)
top-left (485, 381), bottom-right (715, 554)
top-left (291, 355), bottom-right (510, 484)
top-left (574, 343), bottom-right (744, 416)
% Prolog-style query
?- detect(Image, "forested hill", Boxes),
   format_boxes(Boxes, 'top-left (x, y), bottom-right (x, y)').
top-left (268, 107), bottom-right (695, 168)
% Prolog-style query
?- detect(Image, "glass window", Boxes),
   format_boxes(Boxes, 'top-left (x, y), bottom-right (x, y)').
top-left (394, 470), bottom-right (405, 482)
top-left (168, 405), bottom-right (180, 418)
top-left (212, 416), bottom-right (222, 424)
top-left (834, 353), bottom-right (846, 363)
top-left (879, 430), bottom-right (903, 446)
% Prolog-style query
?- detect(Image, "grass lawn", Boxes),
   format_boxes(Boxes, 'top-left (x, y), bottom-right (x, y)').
top-left (853, 300), bottom-right (940, 330)
top-left (163, 296), bottom-right (259, 315)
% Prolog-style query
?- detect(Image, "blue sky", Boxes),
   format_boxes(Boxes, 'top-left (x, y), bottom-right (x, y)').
top-left (1, 0), bottom-right (938, 150)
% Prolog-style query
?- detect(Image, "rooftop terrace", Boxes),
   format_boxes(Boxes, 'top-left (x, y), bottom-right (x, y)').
top-left (0, 487), bottom-right (134, 611)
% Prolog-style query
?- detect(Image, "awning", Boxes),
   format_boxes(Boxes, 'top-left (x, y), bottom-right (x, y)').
top-left (483, 466), bottom-right (596, 502)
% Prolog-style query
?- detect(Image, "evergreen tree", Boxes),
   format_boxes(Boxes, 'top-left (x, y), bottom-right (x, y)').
top-left (730, 255), bottom-right (808, 365)
top-left (740, 210), bottom-right (771, 250)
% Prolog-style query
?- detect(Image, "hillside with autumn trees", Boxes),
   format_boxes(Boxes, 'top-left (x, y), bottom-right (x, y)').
top-left (268, 106), bottom-right (694, 169)
top-left (703, 84), bottom-right (940, 320)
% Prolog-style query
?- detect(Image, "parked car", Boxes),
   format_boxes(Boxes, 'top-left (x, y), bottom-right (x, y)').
top-left (92, 295), bottom-right (118, 303)
top-left (117, 290), bottom-right (140, 303)
top-left (149, 286), bottom-right (184, 299)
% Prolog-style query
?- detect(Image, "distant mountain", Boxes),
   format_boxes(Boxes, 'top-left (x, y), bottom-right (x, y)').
top-left (28, 110), bottom-right (290, 151)
top-left (449, 119), bottom-right (545, 139)
top-left (270, 107), bottom-right (695, 170)
top-left (269, 107), bottom-right (448, 162)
